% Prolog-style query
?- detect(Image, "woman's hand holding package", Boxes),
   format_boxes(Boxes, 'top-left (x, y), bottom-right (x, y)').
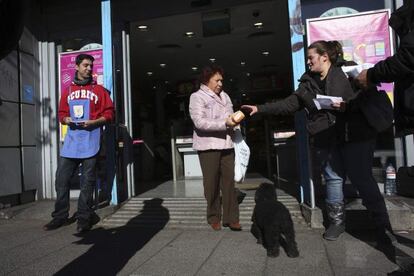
top-left (231, 111), bottom-right (245, 124)
top-left (226, 116), bottom-right (237, 127)
top-left (226, 110), bottom-right (246, 128)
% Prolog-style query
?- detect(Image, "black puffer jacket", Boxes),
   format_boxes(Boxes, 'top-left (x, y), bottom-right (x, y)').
top-left (367, 2), bottom-right (414, 136)
top-left (257, 66), bottom-right (376, 147)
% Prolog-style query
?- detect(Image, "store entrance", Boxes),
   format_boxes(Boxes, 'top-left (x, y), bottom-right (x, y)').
top-left (125, 0), bottom-right (295, 194)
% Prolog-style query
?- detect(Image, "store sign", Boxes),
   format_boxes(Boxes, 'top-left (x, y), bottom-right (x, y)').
top-left (306, 10), bottom-right (394, 102)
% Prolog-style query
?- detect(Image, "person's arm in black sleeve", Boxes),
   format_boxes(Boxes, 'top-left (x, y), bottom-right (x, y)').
top-left (257, 94), bottom-right (301, 116)
top-left (368, 35), bottom-right (414, 84)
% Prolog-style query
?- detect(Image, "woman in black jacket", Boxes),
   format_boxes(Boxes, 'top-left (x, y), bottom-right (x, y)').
top-left (242, 40), bottom-right (395, 244)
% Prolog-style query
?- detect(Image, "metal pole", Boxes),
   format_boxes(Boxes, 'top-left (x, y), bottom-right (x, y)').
top-left (171, 124), bottom-right (177, 182)
top-left (101, 0), bottom-right (118, 205)
top-left (122, 30), bottom-right (135, 198)
top-left (126, 32), bottom-right (135, 196)
top-left (287, 0), bottom-right (310, 206)
top-left (264, 118), bottom-right (272, 179)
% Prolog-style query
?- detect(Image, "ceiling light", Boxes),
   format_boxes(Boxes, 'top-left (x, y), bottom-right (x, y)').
top-left (240, 61), bottom-right (246, 66)
top-left (192, 66), bottom-right (198, 71)
top-left (262, 51), bottom-right (270, 56)
top-left (138, 25), bottom-right (148, 31)
top-left (160, 63), bottom-right (166, 68)
top-left (246, 72), bottom-right (250, 76)
top-left (147, 71), bottom-right (153, 76)
top-left (185, 31), bottom-right (195, 37)
top-left (209, 58), bottom-right (216, 63)
top-left (66, 49), bottom-right (74, 52)
top-left (254, 22), bottom-right (263, 29)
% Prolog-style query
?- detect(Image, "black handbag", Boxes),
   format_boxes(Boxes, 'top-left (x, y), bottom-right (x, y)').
top-left (396, 166), bottom-right (414, 197)
top-left (357, 88), bottom-right (394, 132)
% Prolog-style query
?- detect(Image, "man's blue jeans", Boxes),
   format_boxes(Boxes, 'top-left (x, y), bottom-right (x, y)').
top-left (52, 156), bottom-right (97, 221)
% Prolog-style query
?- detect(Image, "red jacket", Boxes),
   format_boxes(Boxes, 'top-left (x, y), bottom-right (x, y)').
top-left (58, 82), bottom-right (114, 123)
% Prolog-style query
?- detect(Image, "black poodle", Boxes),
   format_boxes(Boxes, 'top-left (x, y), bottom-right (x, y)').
top-left (251, 183), bottom-right (299, 258)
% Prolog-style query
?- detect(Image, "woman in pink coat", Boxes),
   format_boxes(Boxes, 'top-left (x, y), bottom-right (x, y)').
top-left (189, 65), bottom-right (241, 231)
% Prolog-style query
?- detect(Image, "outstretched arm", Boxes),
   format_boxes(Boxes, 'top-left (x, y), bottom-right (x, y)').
top-left (242, 94), bottom-right (301, 117)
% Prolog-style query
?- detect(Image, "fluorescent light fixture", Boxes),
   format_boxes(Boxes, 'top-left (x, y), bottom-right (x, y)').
top-left (254, 22), bottom-right (263, 28)
top-left (209, 58), bottom-right (216, 62)
top-left (138, 25), bottom-right (148, 31)
top-left (262, 51), bottom-right (270, 56)
top-left (147, 71), bottom-right (153, 76)
top-left (185, 31), bottom-right (195, 37)
top-left (160, 63), bottom-right (166, 68)
top-left (192, 66), bottom-right (198, 71)
top-left (240, 61), bottom-right (246, 66)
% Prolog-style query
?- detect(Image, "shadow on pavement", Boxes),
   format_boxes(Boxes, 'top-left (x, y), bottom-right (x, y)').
top-left (54, 198), bottom-right (169, 276)
top-left (347, 230), bottom-right (414, 275)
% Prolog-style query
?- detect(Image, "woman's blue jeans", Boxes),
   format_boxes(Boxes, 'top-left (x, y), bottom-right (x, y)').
top-left (318, 149), bottom-right (344, 205)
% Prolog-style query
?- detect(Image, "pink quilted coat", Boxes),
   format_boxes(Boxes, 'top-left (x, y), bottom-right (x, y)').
top-left (189, 84), bottom-right (234, 151)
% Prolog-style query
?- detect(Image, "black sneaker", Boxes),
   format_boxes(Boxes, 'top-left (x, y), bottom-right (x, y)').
top-left (43, 218), bottom-right (67, 231)
top-left (76, 219), bottom-right (92, 233)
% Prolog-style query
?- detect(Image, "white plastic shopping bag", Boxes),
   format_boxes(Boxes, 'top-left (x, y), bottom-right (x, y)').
top-left (233, 128), bottom-right (250, 182)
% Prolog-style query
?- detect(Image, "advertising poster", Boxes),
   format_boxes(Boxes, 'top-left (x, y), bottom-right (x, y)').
top-left (306, 10), bottom-right (394, 103)
top-left (58, 49), bottom-right (103, 141)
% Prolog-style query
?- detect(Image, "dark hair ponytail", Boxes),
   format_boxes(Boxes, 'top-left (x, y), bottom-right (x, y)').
top-left (308, 40), bottom-right (344, 65)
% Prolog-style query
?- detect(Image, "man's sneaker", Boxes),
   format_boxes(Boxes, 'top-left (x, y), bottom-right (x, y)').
top-left (323, 224), bottom-right (345, 241)
top-left (76, 219), bottom-right (92, 233)
top-left (43, 218), bottom-right (67, 231)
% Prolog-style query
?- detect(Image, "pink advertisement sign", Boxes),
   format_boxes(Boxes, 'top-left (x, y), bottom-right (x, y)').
top-left (307, 10), bottom-right (394, 102)
top-left (59, 49), bottom-right (104, 95)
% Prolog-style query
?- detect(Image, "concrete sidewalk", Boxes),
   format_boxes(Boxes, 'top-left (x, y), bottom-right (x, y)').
top-left (1, 200), bottom-right (414, 275)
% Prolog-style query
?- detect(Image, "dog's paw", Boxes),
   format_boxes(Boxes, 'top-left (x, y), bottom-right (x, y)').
top-left (267, 248), bottom-right (280, 258)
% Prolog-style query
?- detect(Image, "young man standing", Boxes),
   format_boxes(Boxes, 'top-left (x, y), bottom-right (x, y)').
top-left (44, 54), bottom-right (114, 233)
